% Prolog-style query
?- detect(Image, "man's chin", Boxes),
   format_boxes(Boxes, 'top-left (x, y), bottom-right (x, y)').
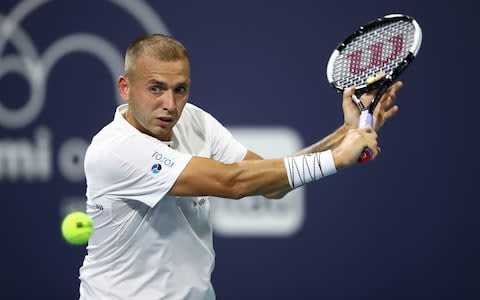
top-left (149, 127), bottom-right (173, 141)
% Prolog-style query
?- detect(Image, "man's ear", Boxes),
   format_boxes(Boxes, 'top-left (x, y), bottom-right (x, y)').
top-left (117, 75), bottom-right (129, 101)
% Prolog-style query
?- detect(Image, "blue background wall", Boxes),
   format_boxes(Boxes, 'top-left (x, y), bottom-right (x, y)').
top-left (1, 0), bottom-right (478, 299)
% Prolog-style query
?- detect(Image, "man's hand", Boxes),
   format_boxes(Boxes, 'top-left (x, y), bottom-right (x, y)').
top-left (332, 126), bottom-right (379, 169)
top-left (342, 81), bottom-right (403, 130)
top-left (342, 86), bottom-right (359, 129)
top-left (372, 81), bottom-right (402, 130)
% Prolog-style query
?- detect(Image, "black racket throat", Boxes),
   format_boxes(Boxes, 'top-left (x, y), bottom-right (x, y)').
top-left (351, 52), bottom-right (415, 97)
top-left (357, 52), bottom-right (415, 114)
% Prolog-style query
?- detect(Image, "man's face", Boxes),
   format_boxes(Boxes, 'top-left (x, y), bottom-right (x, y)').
top-left (119, 56), bottom-right (191, 141)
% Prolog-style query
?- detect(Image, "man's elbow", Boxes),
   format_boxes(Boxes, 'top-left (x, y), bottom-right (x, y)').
top-left (262, 192), bottom-right (286, 200)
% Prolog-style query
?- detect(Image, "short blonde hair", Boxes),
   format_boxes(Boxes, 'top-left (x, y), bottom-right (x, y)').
top-left (124, 33), bottom-right (189, 78)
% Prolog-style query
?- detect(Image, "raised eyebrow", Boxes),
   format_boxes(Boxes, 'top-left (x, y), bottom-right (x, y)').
top-left (176, 82), bottom-right (189, 88)
top-left (146, 80), bottom-right (188, 89)
top-left (147, 79), bottom-right (167, 87)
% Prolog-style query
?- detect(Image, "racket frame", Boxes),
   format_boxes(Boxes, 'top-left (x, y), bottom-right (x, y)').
top-left (325, 14), bottom-right (422, 163)
top-left (326, 14), bottom-right (422, 97)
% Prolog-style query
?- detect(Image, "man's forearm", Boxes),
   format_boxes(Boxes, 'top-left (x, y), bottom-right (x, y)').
top-left (258, 124), bottom-right (351, 199)
top-left (294, 124), bottom-right (350, 156)
top-left (264, 127), bottom-right (349, 199)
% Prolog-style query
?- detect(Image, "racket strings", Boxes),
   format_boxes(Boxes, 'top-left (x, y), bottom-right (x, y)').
top-left (332, 20), bottom-right (416, 89)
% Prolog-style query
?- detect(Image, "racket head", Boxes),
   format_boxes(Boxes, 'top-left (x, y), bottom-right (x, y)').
top-left (326, 14), bottom-right (422, 95)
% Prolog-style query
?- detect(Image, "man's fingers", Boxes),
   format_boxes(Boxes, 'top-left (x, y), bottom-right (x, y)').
top-left (383, 105), bottom-right (399, 120)
top-left (362, 127), bottom-right (379, 159)
top-left (342, 86), bottom-right (357, 107)
top-left (388, 80), bottom-right (404, 93)
top-left (363, 126), bottom-right (377, 137)
top-left (343, 86), bottom-right (356, 98)
top-left (383, 81), bottom-right (403, 107)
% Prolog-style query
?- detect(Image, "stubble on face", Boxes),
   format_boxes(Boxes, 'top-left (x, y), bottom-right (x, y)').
top-left (124, 56), bottom-right (191, 141)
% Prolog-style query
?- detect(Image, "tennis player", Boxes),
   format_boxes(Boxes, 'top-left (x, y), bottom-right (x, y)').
top-left (78, 34), bottom-right (402, 300)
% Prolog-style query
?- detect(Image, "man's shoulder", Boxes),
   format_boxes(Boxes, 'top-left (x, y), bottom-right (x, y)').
top-left (183, 102), bottom-right (208, 115)
top-left (87, 118), bottom-right (135, 159)
top-left (91, 120), bottom-right (121, 143)
top-left (180, 102), bottom-right (218, 125)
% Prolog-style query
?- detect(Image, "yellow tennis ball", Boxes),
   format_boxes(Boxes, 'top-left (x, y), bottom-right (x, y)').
top-left (61, 212), bottom-right (93, 245)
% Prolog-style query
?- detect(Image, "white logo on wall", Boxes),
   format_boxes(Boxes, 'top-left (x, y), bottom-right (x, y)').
top-left (0, 0), bottom-right (306, 236)
top-left (211, 127), bottom-right (305, 237)
top-left (0, 0), bottom-right (169, 209)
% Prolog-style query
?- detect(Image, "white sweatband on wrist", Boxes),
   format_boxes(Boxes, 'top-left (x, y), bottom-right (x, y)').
top-left (319, 150), bottom-right (337, 177)
top-left (283, 150), bottom-right (337, 188)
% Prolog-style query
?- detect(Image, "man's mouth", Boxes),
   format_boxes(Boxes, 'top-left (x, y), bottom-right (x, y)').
top-left (156, 116), bottom-right (174, 126)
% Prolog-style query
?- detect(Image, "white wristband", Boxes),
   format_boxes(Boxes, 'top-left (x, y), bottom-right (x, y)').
top-left (319, 150), bottom-right (337, 177)
top-left (283, 150), bottom-right (337, 188)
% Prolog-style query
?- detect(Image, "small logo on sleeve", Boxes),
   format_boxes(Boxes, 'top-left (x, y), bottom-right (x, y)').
top-left (151, 151), bottom-right (176, 167)
top-left (151, 163), bottom-right (162, 174)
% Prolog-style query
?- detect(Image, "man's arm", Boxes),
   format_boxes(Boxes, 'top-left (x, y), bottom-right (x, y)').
top-left (169, 83), bottom-right (402, 199)
top-left (169, 126), bottom-right (378, 199)
top-left (249, 82), bottom-right (404, 199)
top-left (242, 125), bottom-right (350, 199)
top-left (293, 81), bottom-right (403, 157)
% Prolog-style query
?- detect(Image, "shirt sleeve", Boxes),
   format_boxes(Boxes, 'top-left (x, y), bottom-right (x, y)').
top-left (203, 112), bottom-right (247, 163)
top-left (85, 133), bottom-right (192, 208)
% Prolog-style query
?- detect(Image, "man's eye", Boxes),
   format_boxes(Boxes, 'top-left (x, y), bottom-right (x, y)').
top-left (175, 86), bottom-right (187, 94)
top-left (150, 86), bottom-right (162, 93)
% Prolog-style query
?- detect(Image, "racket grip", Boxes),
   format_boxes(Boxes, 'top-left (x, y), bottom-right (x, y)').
top-left (358, 110), bottom-right (373, 128)
top-left (358, 110), bottom-right (373, 163)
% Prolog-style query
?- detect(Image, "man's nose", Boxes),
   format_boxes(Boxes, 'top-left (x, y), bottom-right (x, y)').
top-left (162, 90), bottom-right (176, 111)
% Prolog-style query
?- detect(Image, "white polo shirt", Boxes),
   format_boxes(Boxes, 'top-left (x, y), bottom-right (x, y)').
top-left (79, 103), bottom-right (247, 300)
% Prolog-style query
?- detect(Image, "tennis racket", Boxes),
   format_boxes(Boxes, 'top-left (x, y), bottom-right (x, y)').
top-left (326, 14), bottom-right (422, 163)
